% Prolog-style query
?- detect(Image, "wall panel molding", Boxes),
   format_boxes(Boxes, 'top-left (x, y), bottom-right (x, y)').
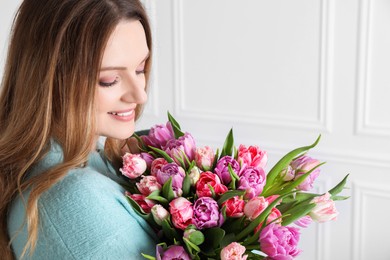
top-left (352, 181), bottom-right (390, 260)
top-left (355, 0), bottom-right (390, 137)
top-left (172, 0), bottom-right (334, 132)
top-left (141, 0), bottom-right (159, 117)
top-left (197, 136), bottom-right (390, 168)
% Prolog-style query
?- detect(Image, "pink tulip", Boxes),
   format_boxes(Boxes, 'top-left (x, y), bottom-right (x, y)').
top-left (220, 242), bottom-right (248, 260)
top-left (188, 166), bottom-right (201, 186)
top-left (309, 192), bottom-right (338, 222)
top-left (150, 158), bottom-right (168, 177)
top-left (126, 192), bottom-right (155, 213)
top-left (222, 196), bottom-right (245, 218)
top-left (169, 197), bottom-right (193, 230)
top-left (195, 146), bottom-right (215, 171)
top-left (244, 196), bottom-right (268, 221)
top-left (195, 171), bottom-right (228, 198)
top-left (151, 204), bottom-right (170, 225)
top-left (120, 153), bottom-right (147, 179)
top-left (255, 207), bottom-right (282, 233)
top-left (136, 175), bottom-right (162, 196)
top-left (237, 144), bottom-right (268, 170)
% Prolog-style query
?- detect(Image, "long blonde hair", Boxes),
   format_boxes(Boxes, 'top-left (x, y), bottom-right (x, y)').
top-left (0, 0), bottom-right (152, 258)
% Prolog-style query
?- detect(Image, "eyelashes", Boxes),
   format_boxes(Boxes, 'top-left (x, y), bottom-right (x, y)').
top-left (98, 70), bottom-right (146, 87)
top-left (136, 69), bottom-right (145, 75)
top-left (99, 78), bottom-right (119, 87)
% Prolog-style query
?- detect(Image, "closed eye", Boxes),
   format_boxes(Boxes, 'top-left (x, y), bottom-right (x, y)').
top-left (99, 78), bottom-right (118, 87)
top-left (136, 69), bottom-right (146, 75)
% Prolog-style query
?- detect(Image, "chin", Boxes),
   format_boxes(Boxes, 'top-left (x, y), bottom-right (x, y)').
top-left (100, 129), bottom-right (135, 140)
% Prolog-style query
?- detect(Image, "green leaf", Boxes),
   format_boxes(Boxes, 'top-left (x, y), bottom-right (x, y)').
top-left (182, 173), bottom-right (192, 197)
top-left (228, 164), bottom-right (240, 180)
top-left (167, 111), bottom-right (185, 138)
top-left (228, 174), bottom-right (236, 190)
top-left (201, 227), bottom-right (225, 252)
top-left (141, 253), bottom-right (156, 260)
top-left (188, 230), bottom-right (205, 245)
top-left (212, 148), bottom-right (220, 169)
top-left (126, 196), bottom-right (159, 229)
top-left (207, 184), bottom-right (216, 198)
top-left (236, 191), bottom-right (295, 241)
top-left (246, 251), bottom-right (266, 260)
top-left (242, 230), bottom-right (260, 247)
top-left (184, 237), bottom-right (201, 252)
top-left (276, 162), bottom-right (325, 196)
top-left (262, 135), bottom-right (321, 194)
top-left (183, 237), bottom-right (202, 260)
top-left (220, 128), bottom-right (234, 158)
top-left (328, 174), bottom-right (349, 197)
top-left (161, 219), bottom-right (181, 242)
top-left (331, 195), bottom-right (350, 201)
top-left (217, 190), bottom-right (246, 206)
top-left (162, 177), bottom-right (175, 202)
top-left (281, 202), bottom-right (316, 226)
top-left (131, 133), bottom-right (149, 152)
top-left (126, 196), bottom-right (148, 216)
top-left (220, 232), bottom-right (236, 248)
top-left (221, 205), bottom-right (227, 224)
top-left (146, 193), bottom-right (169, 207)
top-left (294, 192), bottom-right (318, 202)
top-left (173, 153), bottom-right (186, 169)
top-left (221, 216), bottom-right (246, 234)
top-left (148, 146), bottom-right (174, 163)
top-left (276, 200), bottom-right (298, 214)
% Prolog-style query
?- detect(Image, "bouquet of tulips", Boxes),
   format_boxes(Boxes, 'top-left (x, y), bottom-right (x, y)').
top-left (119, 112), bottom-right (349, 260)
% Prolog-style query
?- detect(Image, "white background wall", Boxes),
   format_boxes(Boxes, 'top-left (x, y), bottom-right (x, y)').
top-left (1, 1), bottom-right (390, 259)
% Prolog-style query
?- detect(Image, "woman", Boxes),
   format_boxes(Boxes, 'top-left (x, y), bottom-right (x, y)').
top-left (0, 0), bottom-right (156, 259)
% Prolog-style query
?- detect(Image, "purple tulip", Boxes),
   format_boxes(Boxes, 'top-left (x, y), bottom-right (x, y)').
top-left (290, 155), bottom-right (321, 191)
top-left (259, 223), bottom-right (301, 259)
top-left (214, 156), bottom-right (240, 185)
top-left (294, 215), bottom-right (312, 228)
top-left (164, 133), bottom-right (196, 165)
top-left (141, 122), bottom-right (174, 149)
top-left (140, 152), bottom-right (154, 168)
top-left (156, 163), bottom-right (185, 189)
top-left (193, 197), bottom-right (220, 230)
top-left (156, 245), bottom-right (191, 260)
top-left (238, 166), bottom-right (266, 199)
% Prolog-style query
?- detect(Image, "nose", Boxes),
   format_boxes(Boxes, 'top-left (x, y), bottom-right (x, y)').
top-left (121, 76), bottom-right (148, 105)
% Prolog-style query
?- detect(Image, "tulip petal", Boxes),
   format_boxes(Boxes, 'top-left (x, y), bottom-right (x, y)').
top-left (263, 135), bottom-right (321, 195)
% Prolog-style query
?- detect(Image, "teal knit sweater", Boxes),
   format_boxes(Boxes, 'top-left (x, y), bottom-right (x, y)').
top-left (7, 141), bottom-right (157, 259)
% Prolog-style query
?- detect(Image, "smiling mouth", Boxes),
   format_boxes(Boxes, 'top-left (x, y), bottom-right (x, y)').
top-left (108, 110), bottom-right (134, 117)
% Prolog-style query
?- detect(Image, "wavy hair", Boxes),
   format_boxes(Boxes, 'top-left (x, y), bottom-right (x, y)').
top-left (0, 0), bottom-right (152, 258)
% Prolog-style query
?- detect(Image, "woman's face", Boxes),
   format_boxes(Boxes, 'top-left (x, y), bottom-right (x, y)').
top-left (96, 20), bottom-right (149, 139)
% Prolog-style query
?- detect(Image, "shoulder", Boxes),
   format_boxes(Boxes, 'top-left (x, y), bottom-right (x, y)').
top-left (41, 167), bottom-right (157, 258)
top-left (9, 165), bottom-right (157, 259)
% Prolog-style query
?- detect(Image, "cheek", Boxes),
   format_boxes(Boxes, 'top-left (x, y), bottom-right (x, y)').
top-left (96, 89), bottom-right (115, 112)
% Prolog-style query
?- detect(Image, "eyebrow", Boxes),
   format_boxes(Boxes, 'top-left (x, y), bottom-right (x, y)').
top-left (100, 52), bottom-right (150, 71)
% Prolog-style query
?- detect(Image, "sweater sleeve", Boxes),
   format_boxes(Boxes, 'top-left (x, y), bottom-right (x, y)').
top-left (8, 167), bottom-right (157, 260)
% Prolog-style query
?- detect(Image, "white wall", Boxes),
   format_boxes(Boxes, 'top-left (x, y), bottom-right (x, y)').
top-left (2, 1), bottom-right (390, 259)
top-left (0, 0), bottom-right (22, 80)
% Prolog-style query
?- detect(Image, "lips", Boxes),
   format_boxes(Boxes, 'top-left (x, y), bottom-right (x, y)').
top-left (108, 109), bottom-right (135, 121)
top-left (108, 110), bottom-right (134, 117)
